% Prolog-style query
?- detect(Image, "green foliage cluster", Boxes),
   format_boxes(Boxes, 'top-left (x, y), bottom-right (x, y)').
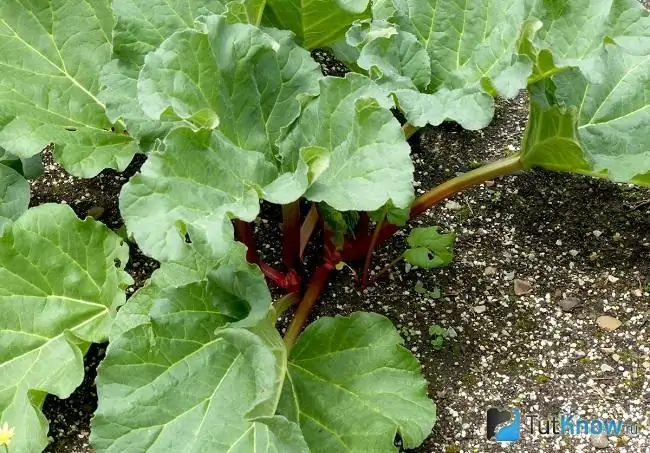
top-left (0, 0), bottom-right (648, 451)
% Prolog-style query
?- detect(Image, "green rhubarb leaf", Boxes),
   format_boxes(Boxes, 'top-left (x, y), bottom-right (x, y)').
top-left (0, 164), bottom-right (29, 232)
top-left (0, 204), bottom-right (132, 453)
top-left (96, 266), bottom-right (435, 452)
top-left (529, 0), bottom-right (650, 80)
top-left (91, 265), bottom-right (309, 453)
top-left (347, 0), bottom-right (536, 130)
top-left (111, 217), bottom-right (262, 338)
top-left (121, 15), bottom-right (328, 262)
top-left (99, 1), bottom-right (258, 153)
top-left (521, 42), bottom-right (650, 185)
top-left (403, 226), bottom-right (455, 269)
top-left (0, 0), bottom-right (138, 177)
top-left (264, 0), bottom-right (371, 49)
top-left (279, 73), bottom-right (414, 211)
top-left (278, 312), bottom-right (436, 452)
top-left (137, 15), bottom-right (321, 157)
top-left (120, 127), bottom-right (276, 262)
top-left (100, 3), bottom-right (268, 154)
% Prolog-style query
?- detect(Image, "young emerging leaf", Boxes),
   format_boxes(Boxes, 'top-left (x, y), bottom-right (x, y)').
top-left (369, 200), bottom-right (411, 227)
top-left (0, 164), bottom-right (29, 231)
top-left (403, 226), bottom-right (455, 269)
top-left (0, 204), bottom-right (132, 453)
top-left (278, 312), bottom-right (436, 452)
top-left (264, 0), bottom-right (371, 49)
top-left (0, 0), bottom-right (137, 177)
top-left (318, 202), bottom-right (360, 246)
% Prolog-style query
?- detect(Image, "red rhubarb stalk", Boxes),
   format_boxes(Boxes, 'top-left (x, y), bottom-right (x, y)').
top-left (343, 155), bottom-right (524, 262)
top-left (282, 201), bottom-right (301, 270)
top-left (234, 220), bottom-right (258, 263)
top-left (283, 263), bottom-right (332, 349)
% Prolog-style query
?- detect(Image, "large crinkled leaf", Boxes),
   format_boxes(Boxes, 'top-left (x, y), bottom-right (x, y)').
top-left (346, 0), bottom-right (536, 129)
top-left (91, 266), bottom-right (309, 453)
top-left (278, 312), bottom-right (436, 452)
top-left (0, 164), bottom-right (29, 231)
top-left (0, 204), bottom-right (132, 453)
top-left (121, 15), bottom-right (326, 262)
top-left (110, 217), bottom-right (263, 338)
top-left (95, 271), bottom-right (435, 452)
top-left (137, 15), bottom-right (321, 158)
top-left (93, 326), bottom-right (308, 452)
top-left (0, 0), bottom-right (138, 177)
top-left (264, 0), bottom-right (371, 49)
top-left (98, 0), bottom-right (248, 153)
top-left (120, 127), bottom-right (276, 262)
top-left (529, 0), bottom-right (650, 79)
top-left (522, 43), bottom-right (650, 184)
top-left (279, 73), bottom-right (414, 211)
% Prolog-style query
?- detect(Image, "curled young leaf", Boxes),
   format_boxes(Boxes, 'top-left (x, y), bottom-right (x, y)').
top-left (318, 202), bottom-right (360, 246)
top-left (403, 226), bottom-right (456, 269)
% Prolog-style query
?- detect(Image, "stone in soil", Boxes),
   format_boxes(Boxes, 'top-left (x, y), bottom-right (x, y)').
top-left (558, 297), bottom-right (580, 312)
top-left (596, 315), bottom-right (623, 331)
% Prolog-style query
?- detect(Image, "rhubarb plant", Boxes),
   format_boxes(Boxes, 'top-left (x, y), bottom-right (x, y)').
top-left (0, 0), bottom-right (648, 452)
